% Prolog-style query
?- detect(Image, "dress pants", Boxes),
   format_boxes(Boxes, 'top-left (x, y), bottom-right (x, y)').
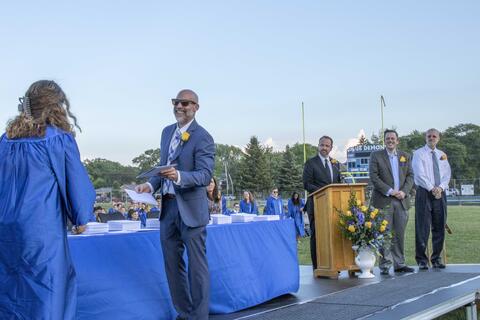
top-left (379, 198), bottom-right (409, 270)
top-left (160, 198), bottom-right (209, 320)
top-left (415, 187), bottom-right (447, 265)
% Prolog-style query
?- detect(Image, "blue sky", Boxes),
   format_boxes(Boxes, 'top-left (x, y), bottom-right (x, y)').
top-left (1, 1), bottom-right (478, 164)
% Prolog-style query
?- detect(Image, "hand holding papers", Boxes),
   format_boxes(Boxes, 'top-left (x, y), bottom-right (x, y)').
top-left (136, 164), bottom-right (177, 179)
top-left (125, 189), bottom-right (157, 206)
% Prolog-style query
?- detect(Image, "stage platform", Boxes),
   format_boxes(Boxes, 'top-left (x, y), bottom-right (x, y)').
top-left (211, 264), bottom-right (480, 320)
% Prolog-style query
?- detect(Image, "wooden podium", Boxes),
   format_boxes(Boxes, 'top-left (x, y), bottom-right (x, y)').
top-left (310, 183), bottom-right (367, 279)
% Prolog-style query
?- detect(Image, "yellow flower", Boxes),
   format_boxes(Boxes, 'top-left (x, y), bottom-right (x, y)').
top-left (181, 132), bottom-right (190, 142)
top-left (382, 220), bottom-right (388, 226)
top-left (399, 156), bottom-right (407, 163)
top-left (440, 154), bottom-right (447, 161)
top-left (370, 212), bottom-right (377, 219)
top-left (361, 206), bottom-right (368, 213)
top-left (380, 225), bottom-right (386, 232)
top-left (346, 210), bottom-right (352, 217)
top-left (348, 225), bottom-right (356, 233)
top-left (356, 200), bottom-right (362, 206)
top-left (331, 158), bottom-right (338, 164)
top-left (339, 220), bottom-right (345, 226)
top-left (372, 208), bottom-right (379, 215)
top-left (365, 221), bottom-right (372, 229)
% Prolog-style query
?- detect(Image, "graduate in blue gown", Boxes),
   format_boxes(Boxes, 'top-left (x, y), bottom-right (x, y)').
top-left (287, 192), bottom-right (306, 239)
top-left (0, 80), bottom-right (95, 320)
top-left (239, 190), bottom-right (259, 214)
top-left (264, 188), bottom-right (285, 217)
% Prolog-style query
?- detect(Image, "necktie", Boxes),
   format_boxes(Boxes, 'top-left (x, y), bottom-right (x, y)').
top-left (432, 151), bottom-right (441, 187)
top-left (163, 129), bottom-right (181, 195)
top-left (325, 159), bottom-right (332, 183)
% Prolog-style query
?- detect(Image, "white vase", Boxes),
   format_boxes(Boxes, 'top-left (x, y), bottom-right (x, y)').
top-left (354, 246), bottom-right (376, 279)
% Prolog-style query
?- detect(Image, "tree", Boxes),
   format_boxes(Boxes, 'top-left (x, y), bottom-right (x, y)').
top-left (132, 148), bottom-right (160, 173)
top-left (290, 142), bottom-right (318, 168)
top-left (239, 136), bottom-right (271, 194)
top-left (214, 144), bottom-right (243, 195)
top-left (277, 145), bottom-right (303, 195)
top-left (443, 123), bottom-right (480, 178)
top-left (83, 158), bottom-right (139, 188)
top-left (358, 135), bottom-right (370, 145)
top-left (398, 130), bottom-right (425, 153)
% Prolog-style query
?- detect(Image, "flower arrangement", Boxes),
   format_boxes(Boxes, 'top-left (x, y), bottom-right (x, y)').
top-left (337, 191), bottom-right (392, 255)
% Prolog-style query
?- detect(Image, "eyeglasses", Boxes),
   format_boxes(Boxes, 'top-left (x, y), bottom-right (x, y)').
top-left (172, 99), bottom-right (196, 107)
top-left (427, 135), bottom-right (438, 138)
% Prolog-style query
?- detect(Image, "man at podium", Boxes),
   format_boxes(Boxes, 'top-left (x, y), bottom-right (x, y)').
top-left (303, 136), bottom-right (342, 270)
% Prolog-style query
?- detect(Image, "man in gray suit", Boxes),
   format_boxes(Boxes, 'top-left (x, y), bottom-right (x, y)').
top-left (369, 129), bottom-right (414, 275)
top-left (136, 89), bottom-right (215, 319)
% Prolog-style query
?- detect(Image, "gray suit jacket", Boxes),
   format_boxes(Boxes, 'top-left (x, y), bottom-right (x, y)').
top-left (369, 149), bottom-right (414, 210)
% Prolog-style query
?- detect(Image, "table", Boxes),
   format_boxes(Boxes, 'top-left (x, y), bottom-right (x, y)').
top-left (69, 219), bottom-right (299, 319)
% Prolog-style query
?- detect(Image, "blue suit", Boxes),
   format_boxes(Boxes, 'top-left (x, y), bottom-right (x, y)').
top-left (287, 198), bottom-right (305, 237)
top-left (264, 196), bottom-right (285, 217)
top-left (239, 200), bottom-right (259, 214)
top-left (149, 119), bottom-right (214, 319)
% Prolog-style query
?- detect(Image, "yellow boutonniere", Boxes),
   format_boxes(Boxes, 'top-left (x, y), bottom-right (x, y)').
top-left (181, 132), bottom-right (190, 142)
top-left (331, 158), bottom-right (338, 164)
top-left (440, 154), bottom-right (447, 161)
top-left (399, 156), bottom-right (407, 163)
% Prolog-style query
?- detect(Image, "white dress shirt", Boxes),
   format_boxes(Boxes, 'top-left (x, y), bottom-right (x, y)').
top-left (412, 145), bottom-right (451, 191)
top-left (318, 154), bottom-right (333, 182)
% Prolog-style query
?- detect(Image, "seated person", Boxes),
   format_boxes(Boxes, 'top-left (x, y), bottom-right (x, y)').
top-left (108, 202), bottom-right (119, 214)
top-left (127, 209), bottom-right (139, 221)
top-left (233, 202), bottom-right (240, 213)
top-left (117, 205), bottom-right (127, 219)
top-left (93, 206), bottom-right (105, 222)
top-left (239, 191), bottom-right (258, 214)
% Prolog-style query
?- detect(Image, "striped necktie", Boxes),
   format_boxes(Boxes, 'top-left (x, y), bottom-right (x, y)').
top-left (163, 129), bottom-right (181, 195)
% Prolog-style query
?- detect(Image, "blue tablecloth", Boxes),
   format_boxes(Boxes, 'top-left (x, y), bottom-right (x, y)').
top-left (69, 219), bottom-right (299, 320)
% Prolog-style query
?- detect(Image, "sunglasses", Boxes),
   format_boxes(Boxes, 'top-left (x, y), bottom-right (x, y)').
top-left (172, 99), bottom-right (196, 107)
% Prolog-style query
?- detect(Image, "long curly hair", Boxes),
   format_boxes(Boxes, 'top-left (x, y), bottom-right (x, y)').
top-left (6, 80), bottom-right (81, 139)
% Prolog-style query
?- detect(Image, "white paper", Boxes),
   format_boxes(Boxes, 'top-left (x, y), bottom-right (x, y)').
top-left (125, 189), bottom-right (158, 205)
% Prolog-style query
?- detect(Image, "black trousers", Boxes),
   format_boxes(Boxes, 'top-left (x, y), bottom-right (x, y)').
top-left (415, 186), bottom-right (447, 264)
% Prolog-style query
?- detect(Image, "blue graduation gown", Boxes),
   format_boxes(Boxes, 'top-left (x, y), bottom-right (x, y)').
top-left (239, 200), bottom-right (259, 214)
top-left (287, 199), bottom-right (306, 237)
top-left (0, 126), bottom-right (95, 320)
top-left (264, 196), bottom-right (285, 216)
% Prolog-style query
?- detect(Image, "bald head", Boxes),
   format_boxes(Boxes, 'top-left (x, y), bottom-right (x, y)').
top-left (176, 89), bottom-right (199, 105)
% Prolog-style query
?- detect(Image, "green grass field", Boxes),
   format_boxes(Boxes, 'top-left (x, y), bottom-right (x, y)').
top-left (297, 206), bottom-right (480, 319)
